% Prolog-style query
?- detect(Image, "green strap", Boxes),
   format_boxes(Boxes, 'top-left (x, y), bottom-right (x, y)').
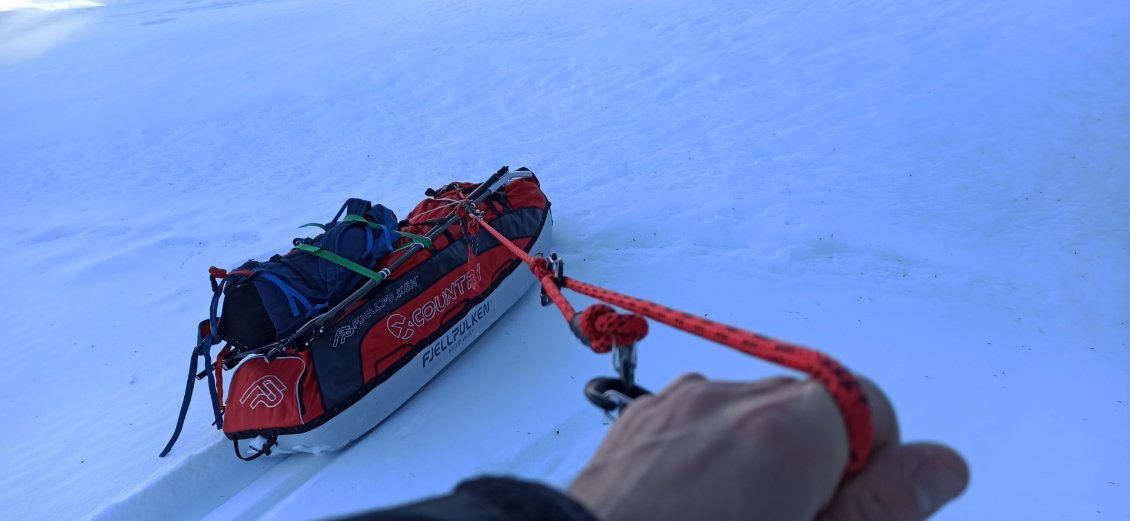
top-left (342, 214), bottom-right (433, 248)
top-left (391, 241), bottom-right (421, 254)
top-left (342, 214), bottom-right (374, 226)
top-left (294, 243), bottom-right (387, 283)
top-left (397, 230), bottom-right (432, 248)
top-left (300, 222), bottom-right (327, 231)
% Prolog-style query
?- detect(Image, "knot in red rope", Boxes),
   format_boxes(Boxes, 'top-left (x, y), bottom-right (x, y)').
top-left (530, 256), bottom-right (554, 280)
top-left (578, 304), bottom-right (649, 353)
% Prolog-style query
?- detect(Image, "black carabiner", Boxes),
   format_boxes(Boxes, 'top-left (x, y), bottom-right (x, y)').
top-left (585, 377), bottom-right (651, 420)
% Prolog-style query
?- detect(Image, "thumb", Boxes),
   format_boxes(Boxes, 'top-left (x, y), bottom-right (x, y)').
top-left (819, 443), bottom-right (969, 521)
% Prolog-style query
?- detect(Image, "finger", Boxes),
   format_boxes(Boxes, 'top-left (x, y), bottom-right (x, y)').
top-left (659, 372), bottom-right (707, 394)
top-left (658, 373), bottom-right (797, 399)
top-left (799, 374), bottom-right (900, 460)
top-left (726, 374), bottom-right (901, 514)
top-left (599, 373), bottom-right (708, 441)
top-left (699, 375), bottom-right (798, 398)
top-left (641, 374), bottom-right (799, 423)
top-left (620, 374), bottom-right (800, 438)
top-left (854, 375), bottom-right (900, 450)
top-left (621, 372), bottom-right (708, 416)
top-left (818, 443), bottom-right (970, 521)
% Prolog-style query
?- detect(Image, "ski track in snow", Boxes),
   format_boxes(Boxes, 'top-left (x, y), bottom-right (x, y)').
top-left (1, 0), bottom-right (1128, 519)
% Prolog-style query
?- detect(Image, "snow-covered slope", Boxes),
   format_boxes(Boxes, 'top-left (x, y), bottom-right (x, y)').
top-left (1, 0), bottom-right (1127, 519)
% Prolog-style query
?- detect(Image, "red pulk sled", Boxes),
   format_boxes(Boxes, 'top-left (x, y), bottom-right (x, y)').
top-left (162, 167), bottom-right (551, 459)
top-left (162, 165), bottom-right (874, 476)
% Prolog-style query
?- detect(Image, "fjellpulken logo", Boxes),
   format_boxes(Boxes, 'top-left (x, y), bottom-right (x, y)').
top-left (239, 375), bottom-right (287, 409)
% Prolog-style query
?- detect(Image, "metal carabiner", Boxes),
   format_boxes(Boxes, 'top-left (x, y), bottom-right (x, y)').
top-left (585, 342), bottom-right (651, 420)
top-left (612, 343), bottom-right (638, 391)
top-left (584, 377), bottom-right (651, 421)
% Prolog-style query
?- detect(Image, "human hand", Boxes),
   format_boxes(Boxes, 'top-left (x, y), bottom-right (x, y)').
top-left (567, 373), bottom-right (969, 521)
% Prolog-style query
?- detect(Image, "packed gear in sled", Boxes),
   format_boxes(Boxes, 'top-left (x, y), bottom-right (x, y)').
top-left (217, 199), bottom-right (402, 350)
top-left (161, 167), bottom-right (552, 459)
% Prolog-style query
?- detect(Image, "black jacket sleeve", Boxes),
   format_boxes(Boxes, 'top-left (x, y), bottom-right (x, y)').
top-left (333, 476), bottom-right (601, 521)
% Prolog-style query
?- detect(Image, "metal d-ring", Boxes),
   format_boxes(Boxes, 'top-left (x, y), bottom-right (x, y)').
top-left (539, 252), bottom-right (565, 306)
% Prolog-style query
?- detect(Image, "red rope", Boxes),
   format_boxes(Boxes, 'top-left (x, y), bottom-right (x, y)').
top-left (475, 216), bottom-right (873, 473)
top-left (561, 277), bottom-right (873, 472)
top-left (485, 219), bottom-right (578, 322)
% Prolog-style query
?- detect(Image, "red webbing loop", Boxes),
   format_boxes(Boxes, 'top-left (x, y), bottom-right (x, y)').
top-left (578, 304), bottom-right (648, 353)
top-left (214, 343), bottom-right (232, 414)
top-left (208, 267), bottom-right (253, 279)
top-left (474, 216), bottom-right (873, 473)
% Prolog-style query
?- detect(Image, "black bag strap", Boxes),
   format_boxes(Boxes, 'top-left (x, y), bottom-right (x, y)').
top-left (159, 286), bottom-right (228, 457)
top-left (233, 435), bottom-right (278, 461)
top-left (330, 198), bottom-right (373, 224)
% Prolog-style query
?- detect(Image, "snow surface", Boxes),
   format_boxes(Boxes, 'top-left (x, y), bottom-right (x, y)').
top-left (1, 0), bottom-right (1127, 519)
